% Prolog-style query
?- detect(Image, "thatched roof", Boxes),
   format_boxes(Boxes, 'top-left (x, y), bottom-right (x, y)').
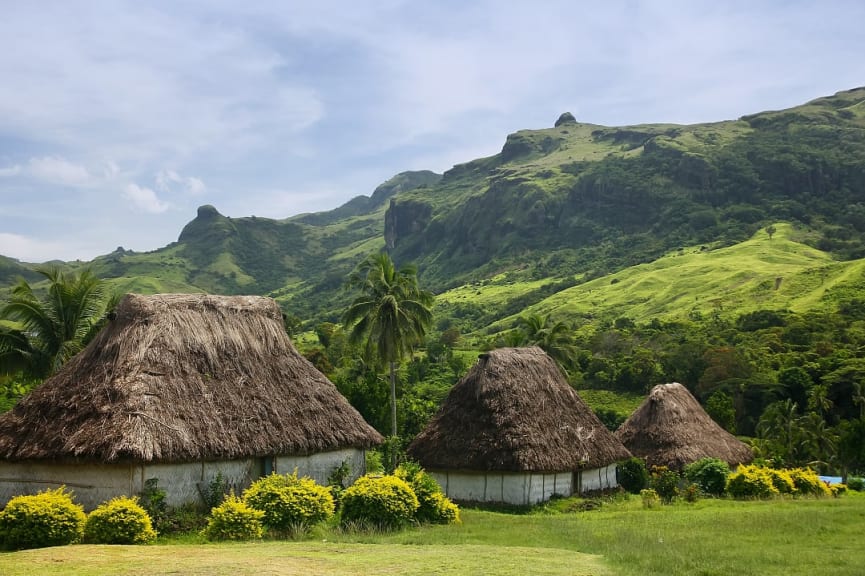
top-left (407, 347), bottom-right (631, 472)
top-left (0, 294), bottom-right (382, 463)
top-left (615, 382), bottom-right (753, 470)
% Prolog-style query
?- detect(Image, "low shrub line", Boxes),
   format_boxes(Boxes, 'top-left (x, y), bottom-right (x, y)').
top-left (0, 463), bottom-right (461, 550)
top-left (618, 456), bottom-right (855, 504)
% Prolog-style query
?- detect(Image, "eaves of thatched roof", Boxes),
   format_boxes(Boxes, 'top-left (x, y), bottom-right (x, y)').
top-left (615, 382), bottom-right (753, 470)
top-left (0, 294), bottom-right (382, 463)
top-left (407, 347), bottom-right (631, 472)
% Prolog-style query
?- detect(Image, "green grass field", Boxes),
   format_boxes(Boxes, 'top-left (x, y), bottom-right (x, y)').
top-left (2, 494), bottom-right (862, 575)
top-left (436, 222), bottom-right (865, 335)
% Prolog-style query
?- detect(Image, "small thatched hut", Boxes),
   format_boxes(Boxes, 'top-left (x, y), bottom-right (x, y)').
top-left (407, 347), bottom-right (631, 505)
top-left (0, 294), bottom-right (382, 509)
top-left (615, 382), bottom-right (753, 470)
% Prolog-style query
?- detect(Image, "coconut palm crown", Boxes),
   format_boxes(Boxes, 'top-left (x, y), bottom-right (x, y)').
top-left (342, 252), bottom-right (434, 437)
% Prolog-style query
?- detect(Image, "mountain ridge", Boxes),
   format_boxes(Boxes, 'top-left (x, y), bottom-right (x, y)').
top-left (3, 86), bottom-right (865, 332)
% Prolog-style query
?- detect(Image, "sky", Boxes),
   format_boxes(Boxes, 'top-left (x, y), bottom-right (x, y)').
top-left (1, 1), bottom-right (864, 263)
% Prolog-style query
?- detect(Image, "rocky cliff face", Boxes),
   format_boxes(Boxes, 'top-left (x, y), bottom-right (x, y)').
top-left (384, 199), bottom-right (433, 250)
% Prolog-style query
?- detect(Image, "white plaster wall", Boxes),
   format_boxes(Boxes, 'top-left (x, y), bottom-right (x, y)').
top-left (275, 448), bottom-right (366, 486)
top-left (551, 472), bottom-right (573, 497)
top-left (431, 471), bottom-right (487, 502)
top-left (0, 449), bottom-right (368, 511)
top-left (578, 463), bottom-right (619, 493)
top-left (500, 474), bottom-right (524, 503)
top-left (141, 460), bottom-right (257, 508)
top-left (0, 461), bottom-right (136, 510)
top-left (430, 471), bottom-right (576, 506)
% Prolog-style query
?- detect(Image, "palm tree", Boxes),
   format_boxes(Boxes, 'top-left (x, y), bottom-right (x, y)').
top-left (807, 384), bottom-right (833, 419)
top-left (342, 252), bottom-right (434, 439)
top-left (797, 411), bottom-right (837, 472)
top-left (0, 266), bottom-right (117, 379)
top-left (514, 313), bottom-right (577, 373)
top-left (853, 382), bottom-right (865, 420)
top-left (756, 399), bottom-right (801, 465)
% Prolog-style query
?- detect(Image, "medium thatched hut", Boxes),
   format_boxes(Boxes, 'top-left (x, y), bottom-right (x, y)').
top-left (0, 294), bottom-right (382, 509)
top-left (407, 347), bottom-right (631, 505)
top-left (615, 382), bottom-right (753, 470)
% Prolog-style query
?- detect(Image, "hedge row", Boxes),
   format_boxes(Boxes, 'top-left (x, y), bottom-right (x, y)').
top-left (0, 488), bottom-right (155, 550)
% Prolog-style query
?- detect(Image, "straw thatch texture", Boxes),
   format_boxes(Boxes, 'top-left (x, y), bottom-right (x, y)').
top-left (0, 294), bottom-right (382, 463)
top-left (615, 382), bottom-right (753, 470)
top-left (407, 347), bottom-right (631, 471)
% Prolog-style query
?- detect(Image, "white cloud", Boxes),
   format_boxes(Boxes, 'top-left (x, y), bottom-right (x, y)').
top-left (0, 3), bottom-right (327, 168)
top-left (186, 177), bottom-right (206, 196)
top-left (27, 157), bottom-right (91, 187)
top-left (0, 232), bottom-right (79, 263)
top-left (124, 183), bottom-right (170, 213)
top-left (156, 169), bottom-right (207, 196)
top-left (0, 1), bottom-right (864, 263)
top-left (155, 169), bottom-right (179, 192)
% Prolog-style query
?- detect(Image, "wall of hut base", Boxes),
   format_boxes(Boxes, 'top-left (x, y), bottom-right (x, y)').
top-left (574, 463), bottom-right (619, 493)
top-left (430, 464), bottom-right (620, 505)
top-left (0, 448), bottom-right (366, 510)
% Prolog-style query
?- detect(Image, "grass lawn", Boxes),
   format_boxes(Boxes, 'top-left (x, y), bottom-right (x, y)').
top-left (2, 494), bottom-right (863, 575)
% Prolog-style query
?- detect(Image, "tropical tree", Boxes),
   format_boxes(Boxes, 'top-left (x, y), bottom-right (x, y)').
top-left (0, 267), bottom-right (117, 379)
top-left (342, 252), bottom-right (434, 439)
top-left (853, 382), bottom-right (865, 420)
top-left (807, 384), bottom-right (833, 419)
top-left (512, 313), bottom-right (577, 373)
top-left (756, 399), bottom-right (801, 465)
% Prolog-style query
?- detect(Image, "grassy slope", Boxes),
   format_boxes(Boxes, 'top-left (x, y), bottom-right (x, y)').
top-left (2, 495), bottom-right (862, 575)
top-left (438, 222), bottom-right (865, 335)
top-left (576, 390), bottom-right (644, 417)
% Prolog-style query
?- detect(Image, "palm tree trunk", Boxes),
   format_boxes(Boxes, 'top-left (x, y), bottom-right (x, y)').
top-left (389, 361), bottom-right (398, 437)
top-left (389, 360), bottom-right (398, 471)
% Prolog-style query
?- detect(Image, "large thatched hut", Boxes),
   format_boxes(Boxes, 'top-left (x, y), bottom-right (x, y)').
top-left (615, 382), bottom-right (753, 470)
top-left (0, 294), bottom-right (382, 509)
top-left (407, 347), bottom-right (631, 505)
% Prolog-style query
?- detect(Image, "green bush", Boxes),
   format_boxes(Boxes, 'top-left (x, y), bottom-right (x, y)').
top-left (0, 487), bottom-right (86, 550)
top-left (684, 458), bottom-right (730, 496)
top-left (201, 472), bottom-right (230, 510)
top-left (327, 460), bottom-right (352, 506)
top-left (640, 488), bottom-right (660, 509)
top-left (787, 468), bottom-right (832, 497)
top-left (243, 472), bottom-right (335, 532)
top-left (726, 465), bottom-right (779, 499)
top-left (423, 491), bottom-right (460, 524)
top-left (137, 478), bottom-right (168, 532)
top-left (340, 474), bottom-right (419, 529)
top-left (847, 477), bottom-right (865, 491)
top-left (830, 483), bottom-right (848, 497)
top-left (618, 457), bottom-right (650, 494)
top-left (395, 462), bottom-right (459, 524)
top-left (380, 436), bottom-right (404, 473)
top-left (650, 466), bottom-right (680, 503)
top-left (682, 483), bottom-right (701, 503)
top-left (204, 495), bottom-right (264, 541)
top-left (365, 450), bottom-right (385, 475)
top-left (765, 468), bottom-right (796, 495)
top-left (84, 496), bottom-right (156, 544)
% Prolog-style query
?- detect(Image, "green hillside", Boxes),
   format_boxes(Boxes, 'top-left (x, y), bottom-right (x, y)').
top-left (431, 222), bottom-right (865, 336)
top-left (515, 224), bottom-right (856, 325)
top-left (387, 87), bottom-right (865, 293)
top-left (3, 87), bottom-right (865, 333)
